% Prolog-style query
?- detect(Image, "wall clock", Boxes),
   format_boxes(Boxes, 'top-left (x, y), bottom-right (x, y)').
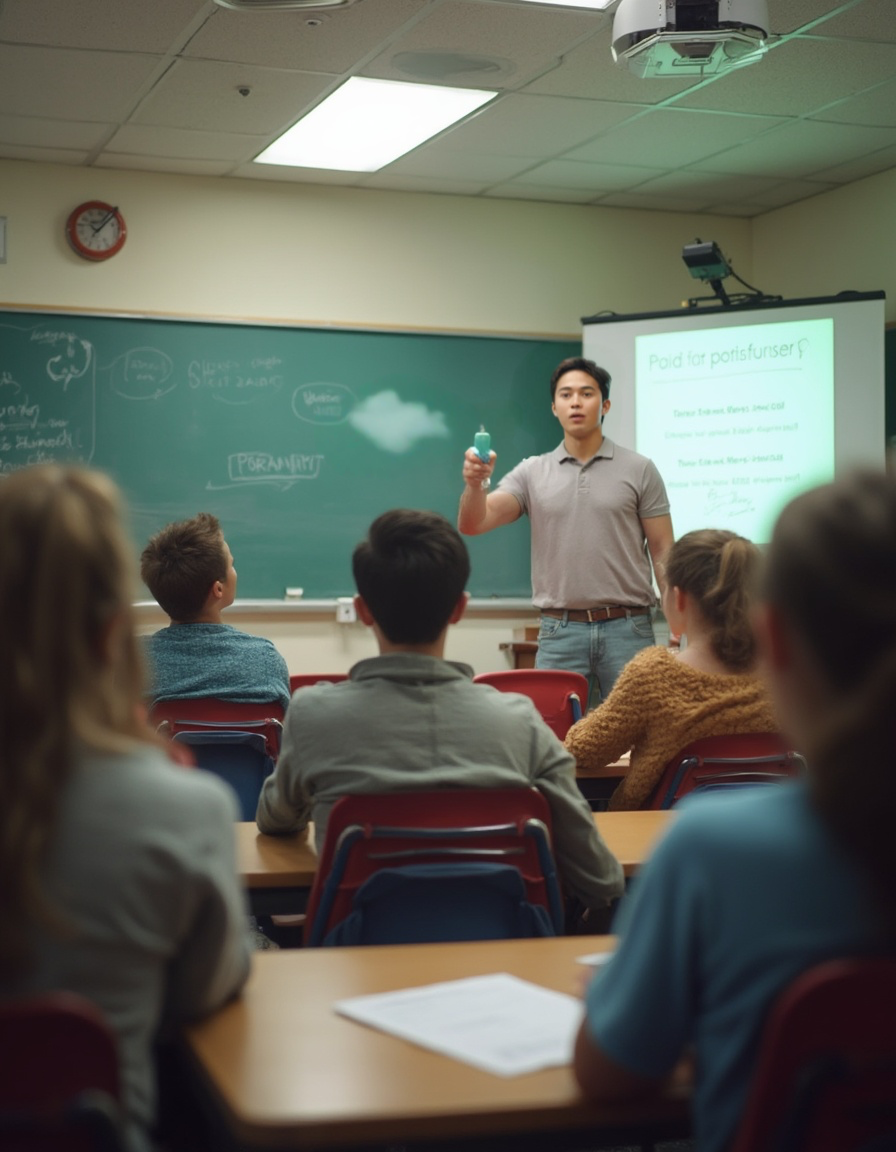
top-left (65, 201), bottom-right (127, 261)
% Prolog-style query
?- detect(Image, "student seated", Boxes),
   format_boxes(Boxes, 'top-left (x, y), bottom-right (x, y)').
top-left (573, 471), bottom-right (896, 1152)
top-left (140, 511), bottom-right (290, 710)
top-left (0, 465), bottom-right (251, 1152)
top-left (256, 508), bottom-right (624, 922)
top-left (565, 529), bottom-right (777, 809)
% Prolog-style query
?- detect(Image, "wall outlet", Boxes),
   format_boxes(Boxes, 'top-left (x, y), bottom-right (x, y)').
top-left (336, 597), bottom-right (356, 624)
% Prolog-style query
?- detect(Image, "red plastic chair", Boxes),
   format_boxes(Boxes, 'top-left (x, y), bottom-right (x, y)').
top-left (730, 956), bottom-right (896, 1152)
top-left (472, 669), bottom-right (588, 740)
top-left (148, 697), bottom-right (285, 758)
top-left (289, 673), bottom-right (348, 693)
top-left (0, 991), bottom-right (125, 1151)
top-left (304, 788), bottom-right (565, 946)
top-left (648, 733), bottom-right (806, 810)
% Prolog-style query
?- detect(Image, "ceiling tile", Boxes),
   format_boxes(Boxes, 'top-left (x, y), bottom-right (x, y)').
top-left (431, 93), bottom-right (644, 158)
top-left (703, 202), bottom-right (766, 217)
top-left (184, 0), bottom-right (426, 72)
top-left (360, 172), bottom-right (491, 194)
top-left (523, 25), bottom-right (701, 103)
top-left (508, 158), bottom-right (662, 191)
top-left (0, 0), bottom-right (209, 53)
top-left (231, 162), bottom-right (363, 185)
top-left (104, 124), bottom-right (268, 163)
top-left (377, 149), bottom-right (535, 182)
top-left (566, 108), bottom-right (788, 168)
top-left (93, 154), bottom-right (236, 177)
top-left (627, 169), bottom-right (782, 198)
top-left (749, 179), bottom-right (843, 207)
top-left (809, 78), bottom-right (896, 128)
top-left (361, 0), bottom-right (604, 88)
top-left (675, 36), bottom-right (896, 117)
top-left (594, 191), bottom-right (712, 213)
top-left (766, 0), bottom-right (858, 36)
top-left (0, 45), bottom-right (164, 120)
top-left (809, 143), bottom-right (896, 183)
top-left (805, 0), bottom-right (896, 44)
top-left (693, 119), bottom-right (896, 179)
top-left (0, 115), bottom-right (113, 150)
top-left (0, 144), bottom-right (89, 165)
top-left (131, 58), bottom-right (334, 133)
top-left (484, 183), bottom-right (600, 203)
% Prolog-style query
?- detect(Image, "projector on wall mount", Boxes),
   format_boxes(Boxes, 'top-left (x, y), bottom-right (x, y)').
top-left (212, 0), bottom-right (358, 10)
top-left (612, 0), bottom-right (769, 78)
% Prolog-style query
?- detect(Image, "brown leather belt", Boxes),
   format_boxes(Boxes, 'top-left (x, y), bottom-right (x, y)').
top-left (541, 606), bottom-right (651, 623)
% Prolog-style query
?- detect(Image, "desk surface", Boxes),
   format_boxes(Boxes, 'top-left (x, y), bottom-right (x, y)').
top-left (236, 809), bottom-right (672, 889)
top-left (183, 936), bottom-right (689, 1150)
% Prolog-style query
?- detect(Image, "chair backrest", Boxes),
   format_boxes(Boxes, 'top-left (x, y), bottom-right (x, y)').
top-left (472, 669), bottom-right (588, 740)
top-left (148, 697), bottom-right (284, 757)
top-left (730, 956), bottom-right (896, 1152)
top-left (304, 787), bottom-right (565, 946)
top-left (289, 673), bottom-right (348, 692)
top-left (648, 732), bottom-right (806, 810)
top-left (171, 730), bottom-right (274, 820)
top-left (0, 992), bottom-right (125, 1152)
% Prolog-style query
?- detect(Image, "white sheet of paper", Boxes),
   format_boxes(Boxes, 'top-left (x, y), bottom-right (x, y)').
top-left (334, 972), bottom-right (582, 1077)
top-left (577, 951), bottom-right (614, 968)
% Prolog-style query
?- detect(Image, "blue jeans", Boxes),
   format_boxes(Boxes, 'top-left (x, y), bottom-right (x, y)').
top-left (535, 612), bottom-right (656, 710)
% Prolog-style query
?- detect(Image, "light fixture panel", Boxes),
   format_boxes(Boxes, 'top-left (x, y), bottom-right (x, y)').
top-left (212, 0), bottom-right (358, 10)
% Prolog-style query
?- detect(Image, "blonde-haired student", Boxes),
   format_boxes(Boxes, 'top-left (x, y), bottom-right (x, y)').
top-left (0, 464), bottom-right (250, 1152)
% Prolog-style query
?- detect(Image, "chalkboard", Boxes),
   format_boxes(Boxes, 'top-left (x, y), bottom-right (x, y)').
top-left (0, 309), bottom-right (577, 599)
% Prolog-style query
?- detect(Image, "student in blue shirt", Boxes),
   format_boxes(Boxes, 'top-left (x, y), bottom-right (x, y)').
top-left (140, 511), bottom-right (290, 709)
top-left (573, 470), bottom-right (896, 1152)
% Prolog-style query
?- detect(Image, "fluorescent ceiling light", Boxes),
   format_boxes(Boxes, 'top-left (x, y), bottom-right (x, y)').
top-left (254, 77), bottom-right (497, 172)
top-left (513, 0), bottom-right (616, 9)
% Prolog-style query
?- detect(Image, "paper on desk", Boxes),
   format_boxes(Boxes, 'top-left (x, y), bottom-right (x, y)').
top-left (334, 972), bottom-right (581, 1077)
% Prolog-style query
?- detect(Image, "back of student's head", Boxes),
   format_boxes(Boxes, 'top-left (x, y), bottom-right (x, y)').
top-left (141, 511), bottom-right (226, 620)
top-left (0, 464), bottom-right (145, 978)
top-left (352, 509), bottom-right (470, 645)
top-left (663, 529), bottom-right (761, 670)
top-left (763, 471), bottom-right (896, 935)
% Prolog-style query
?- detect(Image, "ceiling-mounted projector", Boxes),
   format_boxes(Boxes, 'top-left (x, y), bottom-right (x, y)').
top-left (612, 0), bottom-right (769, 78)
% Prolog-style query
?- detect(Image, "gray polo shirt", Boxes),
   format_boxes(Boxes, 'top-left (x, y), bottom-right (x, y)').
top-left (497, 437), bottom-right (670, 610)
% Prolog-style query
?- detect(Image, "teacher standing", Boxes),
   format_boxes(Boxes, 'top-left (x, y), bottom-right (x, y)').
top-left (458, 357), bottom-right (674, 708)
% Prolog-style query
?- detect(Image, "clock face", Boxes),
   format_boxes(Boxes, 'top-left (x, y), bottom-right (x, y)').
top-left (66, 201), bottom-right (127, 261)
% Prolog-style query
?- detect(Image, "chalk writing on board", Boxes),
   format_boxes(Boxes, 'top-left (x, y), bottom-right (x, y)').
top-left (45, 337), bottom-right (93, 389)
top-left (292, 381), bottom-right (356, 425)
top-left (0, 323), bottom-right (96, 473)
top-left (347, 389), bottom-right (449, 454)
top-left (108, 347), bottom-right (175, 400)
top-left (204, 451), bottom-right (325, 491)
top-left (188, 358), bottom-right (284, 405)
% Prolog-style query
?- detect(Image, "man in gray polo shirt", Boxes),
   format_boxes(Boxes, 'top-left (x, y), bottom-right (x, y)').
top-left (458, 357), bottom-right (673, 707)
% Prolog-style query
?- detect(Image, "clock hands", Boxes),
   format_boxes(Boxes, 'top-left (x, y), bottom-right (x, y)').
top-left (91, 206), bottom-right (119, 235)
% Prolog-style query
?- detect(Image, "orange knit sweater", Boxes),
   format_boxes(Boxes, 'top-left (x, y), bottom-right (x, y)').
top-left (565, 646), bottom-right (778, 810)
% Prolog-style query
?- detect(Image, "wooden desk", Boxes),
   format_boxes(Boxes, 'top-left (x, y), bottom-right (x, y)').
top-left (183, 936), bottom-right (690, 1150)
top-left (236, 809), bottom-right (672, 895)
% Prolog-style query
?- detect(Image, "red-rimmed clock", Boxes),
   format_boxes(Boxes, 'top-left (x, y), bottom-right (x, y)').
top-left (65, 201), bottom-right (127, 261)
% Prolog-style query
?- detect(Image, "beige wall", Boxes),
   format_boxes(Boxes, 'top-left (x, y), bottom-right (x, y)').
top-left (753, 167), bottom-right (896, 325)
top-left (2, 156), bottom-right (892, 670)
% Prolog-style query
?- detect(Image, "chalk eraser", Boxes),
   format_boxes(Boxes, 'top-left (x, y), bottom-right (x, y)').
top-left (285, 587), bottom-right (304, 599)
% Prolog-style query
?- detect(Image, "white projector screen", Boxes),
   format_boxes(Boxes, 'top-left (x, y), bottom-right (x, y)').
top-left (583, 293), bottom-right (885, 544)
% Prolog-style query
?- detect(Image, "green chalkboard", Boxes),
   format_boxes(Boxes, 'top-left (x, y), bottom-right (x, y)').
top-left (0, 309), bottom-right (578, 599)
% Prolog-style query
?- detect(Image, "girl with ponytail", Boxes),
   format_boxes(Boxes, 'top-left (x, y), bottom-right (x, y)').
top-left (566, 528), bottom-right (776, 808)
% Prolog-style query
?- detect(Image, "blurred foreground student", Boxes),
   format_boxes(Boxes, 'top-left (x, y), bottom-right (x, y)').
top-left (140, 511), bottom-right (290, 709)
top-left (257, 508), bottom-right (624, 923)
top-left (573, 472), bottom-right (896, 1152)
top-left (0, 466), bottom-right (251, 1152)
top-left (566, 529), bottom-right (776, 808)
